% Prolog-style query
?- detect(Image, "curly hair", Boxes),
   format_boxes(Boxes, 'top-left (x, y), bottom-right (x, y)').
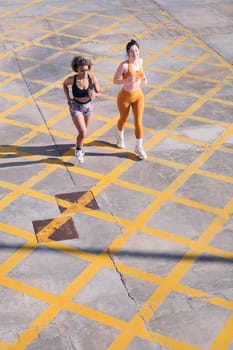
top-left (71, 56), bottom-right (93, 72)
top-left (126, 39), bottom-right (139, 55)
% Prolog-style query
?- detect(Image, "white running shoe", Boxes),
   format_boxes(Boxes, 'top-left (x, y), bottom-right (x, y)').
top-left (115, 131), bottom-right (125, 148)
top-left (75, 149), bottom-right (85, 163)
top-left (135, 146), bottom-right (147, 160)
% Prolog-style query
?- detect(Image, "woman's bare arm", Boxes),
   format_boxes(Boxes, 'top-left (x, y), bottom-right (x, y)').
top-left (63, 76), bottom-right (73, 105)
top-left (113, 62), bottom-right (127, 85)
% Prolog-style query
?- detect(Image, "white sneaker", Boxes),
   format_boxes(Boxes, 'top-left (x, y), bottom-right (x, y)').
top-left (135, 146), bottom-right (147, 160)
top-left (115, 131), bottom-right (125, 148)
top-left (75, 149), bottom-right (85, 163)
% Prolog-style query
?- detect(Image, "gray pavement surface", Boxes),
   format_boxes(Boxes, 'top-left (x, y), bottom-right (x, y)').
top-left (0, 1), bottom-right (233, 350)
top-left (155, 0), bottom-right (233, 64)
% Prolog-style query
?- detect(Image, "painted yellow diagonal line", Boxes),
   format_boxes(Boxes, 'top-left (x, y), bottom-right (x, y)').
top-left (104, 124), bottom-right (233, 348)
top-left (209, 314), bottom-right (233, 350)
top-left (1, 2), bottom-right (233, 350)
top-left (36, 192), bottom-right (98, 243)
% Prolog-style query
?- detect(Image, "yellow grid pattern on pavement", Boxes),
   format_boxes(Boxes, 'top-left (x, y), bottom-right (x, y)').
top-left (0, 1), bottom-right (233, 350)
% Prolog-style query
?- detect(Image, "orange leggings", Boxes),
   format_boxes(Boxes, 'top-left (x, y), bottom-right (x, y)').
top-left (117, 88), bottom-right (144, 139)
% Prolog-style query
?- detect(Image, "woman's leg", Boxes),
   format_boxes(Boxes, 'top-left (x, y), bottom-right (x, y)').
top-left (72, 112), bottom-right (87, 148)
top-left (84, 114), bottom-right (92, 130)
top-left (131, 89), bottom-right (144, 139)
top-left (131, 90), bottom-right (147, 159)
top-left (69, 100), bottom-right (93, 163)
top-left (117, 89), bottom-right (131, 131)
top-left (116, 89), bottom-right (131, 148)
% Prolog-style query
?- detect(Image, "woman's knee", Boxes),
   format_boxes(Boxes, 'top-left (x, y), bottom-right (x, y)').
top-left (79, 127), bottom-right (87, 138)
top-left (135, 123), bottom-right (143, 138)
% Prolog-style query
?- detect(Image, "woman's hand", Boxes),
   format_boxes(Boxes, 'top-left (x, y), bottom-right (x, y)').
top-left (123, 74), bottom-right (138, 89)
top-left (67, 98), bottom-right (73, 107)
top-left (88, 89), bottom-right (95, 99)
top-left (126, 74), bottom-right (136, 83)
top-left (142, 76), bottom-right (148, 85)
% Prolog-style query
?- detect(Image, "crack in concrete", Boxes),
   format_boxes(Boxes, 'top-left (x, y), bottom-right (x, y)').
top-left (107, 249), bottom-right (157, 343)
top-left (99, 189), bottom-right (125, 236)
top-left (108, 249), bottom-right (139, 305)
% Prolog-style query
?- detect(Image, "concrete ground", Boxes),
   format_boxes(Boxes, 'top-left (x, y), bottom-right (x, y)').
top-left (155, 0), bottom-right (233, 64)
top-left (0, 1), bottom-right (233, 350)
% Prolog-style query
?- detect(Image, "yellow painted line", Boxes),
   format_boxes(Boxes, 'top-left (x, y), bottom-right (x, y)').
top-left (176, 284), bottom-right (233, 311)
top-left (30, 148), bottom-right (153, 243)
top-left (0, 101), bottom-right (32, 119)
top-left (206, 245), bottom-right (233, 260)
top-left (118, 260), bottom-right (233, 312)
top-left (3, 299), bottom-right (128, 350)
top-left (4, 280), bottom-right (202, 350)
top-left (184, 72), bottom-right (221, 84)
top-left (9, 304), bottom-right (62, 350)
top-left (0, 92), bottom-right (24, 102)
top-left (2, 215), bottom-right (232, 310)
top-left (107, 289), bottom-right (202, 350)
top-left (0, 179), bottom-right (134, 230)
top-left (197, 168), bottom-right (233, 185)
top-left (0, 70), bottom-right (39, 89)
top-left (166, 86), bottom-right (200, 98)
top-left (1, 253), bottom-right (122, 349)
top-left (144, 34), bottom-right (191, 64)
top-left (0, 191), bottom-right (27, 212)
top-left (0, 341), bottom-right (7, 349)
top-left (0, 72), bottom-right (230, 226)
top-left (115, 178), bottom-right (160, 196)
top-left (36, 191), bottom-right (102, 243)
top-left (172, 195), bottom-right (222, 216)
top-left (1, 5), bottom-right (70, 34)
top-left (145, 156), bottom-right (186, 170)
top-left (188, 114), bottom-right (232, 128)
top-left (0, 242), bottom-right (35, 276)
top-left (183, 81), bottom-right (233, 117)
top-left (169, 129), bottom-right (233, 191)
top-left (0, 122), bottom-right (43, 138)
top-left (1, 3), bottom-right (233, 350)
top-left (1, 226), bottom-right (233, 350)
top-left (209, 314), bottom-right (233, 350)
top-left (140, 83), bottom-right (232, 151)
top-left (191, 35), bottom-right (233, 71)
top-left (111, 329), bottom-right (190, 350)
top-left (0, 0), bottom-right (41, 19)
top-left (35, 216), bottom-right (72, 243)
top-left (107, 246), bottom-right (222, 349)
top-left (0, 222), bottom-right (34, 241)
top-left (0, 122), bottom-right (75, 149)
top-left (65, 301), bottom-right (127, 331)
top-left (103, 127), bottom-right (233, 348)
top-left (210, 96), bottom-right (233, 107)
top-left (146, 52), bottom-right (210, 100)
top-left (198, 198), bottom-right (233, 246)
top-left (1, 276), bottom-right (56, 305)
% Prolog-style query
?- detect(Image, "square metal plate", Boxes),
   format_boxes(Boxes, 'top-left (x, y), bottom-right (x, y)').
top-left (55, 191), bottom-right (100, 213)
top-left (33, 217), bottom-right (78, 243)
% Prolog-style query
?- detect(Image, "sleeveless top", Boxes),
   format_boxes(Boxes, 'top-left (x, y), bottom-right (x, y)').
top-left (122, 61), bottom-right (144, 81)
top-left (72, 75), bottom-right (94, 98)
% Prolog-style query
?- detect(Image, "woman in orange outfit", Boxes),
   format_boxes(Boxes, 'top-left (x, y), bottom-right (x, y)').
top-left (113, 39), bottom-right (148, 160)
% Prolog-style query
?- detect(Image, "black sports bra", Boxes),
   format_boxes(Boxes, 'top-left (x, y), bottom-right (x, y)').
top-left (72, 75), bottom-right (94, 98)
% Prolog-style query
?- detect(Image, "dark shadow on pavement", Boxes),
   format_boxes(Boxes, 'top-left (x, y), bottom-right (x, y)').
top-left (0, 157), bottom-right (74, 168)
top-left (85, 140), bottom-right (116, 148)
top-left (0, 142), bottom-right (139, 163)
top-left (84, 151), bottom-right (138, 161)
top-left (0, 243), bottom-right (232, 264)
top-left (0, 144), bottom-right (74, 157)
